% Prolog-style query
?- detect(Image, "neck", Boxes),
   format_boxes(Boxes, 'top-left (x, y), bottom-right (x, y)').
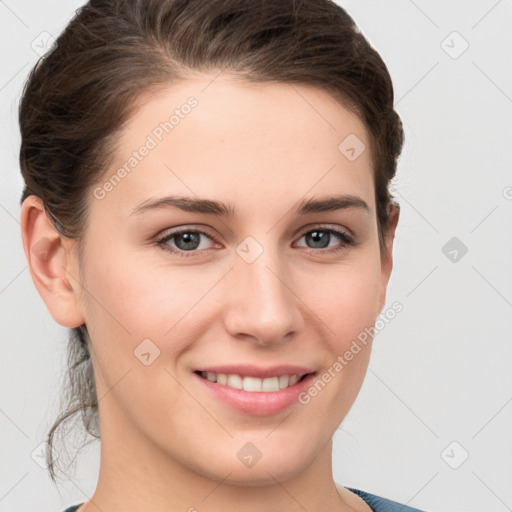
top-left (76, 413), bottom-right (359, 512)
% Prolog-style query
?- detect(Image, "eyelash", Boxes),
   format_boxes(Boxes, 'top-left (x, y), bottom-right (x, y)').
top-left (156, 225), bottom-right (355, 259)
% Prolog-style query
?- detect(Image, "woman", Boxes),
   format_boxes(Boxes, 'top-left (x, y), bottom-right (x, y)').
top-left (19, 0), bottom-right (427, 510)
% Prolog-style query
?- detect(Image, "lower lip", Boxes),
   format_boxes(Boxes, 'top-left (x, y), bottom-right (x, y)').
top-left (193, 372), bottom-right (316, 416)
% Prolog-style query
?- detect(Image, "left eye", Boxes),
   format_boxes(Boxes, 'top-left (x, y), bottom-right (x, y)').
top-left (295, 228), bottom-right (353, 251)
top-left (156, 226), bottom-right (353, 258)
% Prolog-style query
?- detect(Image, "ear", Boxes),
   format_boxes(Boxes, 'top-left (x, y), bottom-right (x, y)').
top-left (20, 195), bottom-right (85, 328)
top-left (378, 203), bottom-right (400, 314)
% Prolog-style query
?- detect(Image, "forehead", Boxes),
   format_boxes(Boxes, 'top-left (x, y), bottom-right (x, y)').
top-left (90, 74), bottom-right (375, 222)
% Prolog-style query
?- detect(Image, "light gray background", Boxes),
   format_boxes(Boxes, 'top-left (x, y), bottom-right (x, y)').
top-left (1, 1), bottom-right (511, 511)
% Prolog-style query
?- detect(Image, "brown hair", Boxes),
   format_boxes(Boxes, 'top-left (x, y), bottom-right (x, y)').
top-left (19, 0), bottom-right (404, 483)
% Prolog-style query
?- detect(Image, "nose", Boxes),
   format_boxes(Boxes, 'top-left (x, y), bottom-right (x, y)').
top-left (222, 244), bottom-right (304, 346)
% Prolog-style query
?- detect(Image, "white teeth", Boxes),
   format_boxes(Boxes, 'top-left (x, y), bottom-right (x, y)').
top-left (226, 374), bottom-right (243, 389)
top-left (262, 376), bottom-right (280, 392)
top-left (243, 376), bottom-right (262, 392)
top-left (199, 371), bottom-right (305, 392)
top-left (217, 373), bottom-right (228, 385)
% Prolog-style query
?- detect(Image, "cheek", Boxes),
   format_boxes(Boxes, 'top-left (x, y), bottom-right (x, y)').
top-left (85, 238), bottom-right (383, 339)
top-left (82, 233), bottom-right (383, 381)
top-left (305, 257), bottom-right (383, 340)
top-left (79, 235), bottom-right (383, 469)
top-left (299, 260), bottom-right (382, 408)
top-left (81, 244), bottom-right (222, 363)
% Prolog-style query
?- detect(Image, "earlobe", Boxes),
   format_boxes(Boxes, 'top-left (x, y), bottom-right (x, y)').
top-left (20, 195), bottom-right (85, 328)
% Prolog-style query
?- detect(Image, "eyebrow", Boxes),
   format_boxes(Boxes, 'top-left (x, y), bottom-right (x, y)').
top-left (129, 194), bottom-right (370, 217)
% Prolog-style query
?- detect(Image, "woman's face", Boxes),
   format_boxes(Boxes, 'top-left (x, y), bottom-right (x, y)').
top-left (70, 74), bottom-right (396, 485)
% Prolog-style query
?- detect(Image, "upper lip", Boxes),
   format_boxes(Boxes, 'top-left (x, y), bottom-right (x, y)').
top-left (194, 364), bottom-right (316, 379)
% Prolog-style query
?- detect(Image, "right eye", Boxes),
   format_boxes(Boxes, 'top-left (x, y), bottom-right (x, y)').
top-left (156, 227), bottom-right (220, 258)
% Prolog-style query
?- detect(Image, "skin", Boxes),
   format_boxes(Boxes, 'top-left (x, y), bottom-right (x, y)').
top-left (21, 73), bottom-right (398, 512)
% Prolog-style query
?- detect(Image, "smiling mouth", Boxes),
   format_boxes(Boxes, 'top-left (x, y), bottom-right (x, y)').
top-left (194, 370), bottom-right (314, 392)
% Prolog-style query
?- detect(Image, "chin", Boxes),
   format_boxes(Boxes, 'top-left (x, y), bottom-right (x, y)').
top-left (186, 435), bottom-right (320, 486)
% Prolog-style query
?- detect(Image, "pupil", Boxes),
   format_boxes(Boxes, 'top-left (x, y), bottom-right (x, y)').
top-left (307, 230), bottom-right (329, 249)
top-left (176, 232), bottom-right (200, 250)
